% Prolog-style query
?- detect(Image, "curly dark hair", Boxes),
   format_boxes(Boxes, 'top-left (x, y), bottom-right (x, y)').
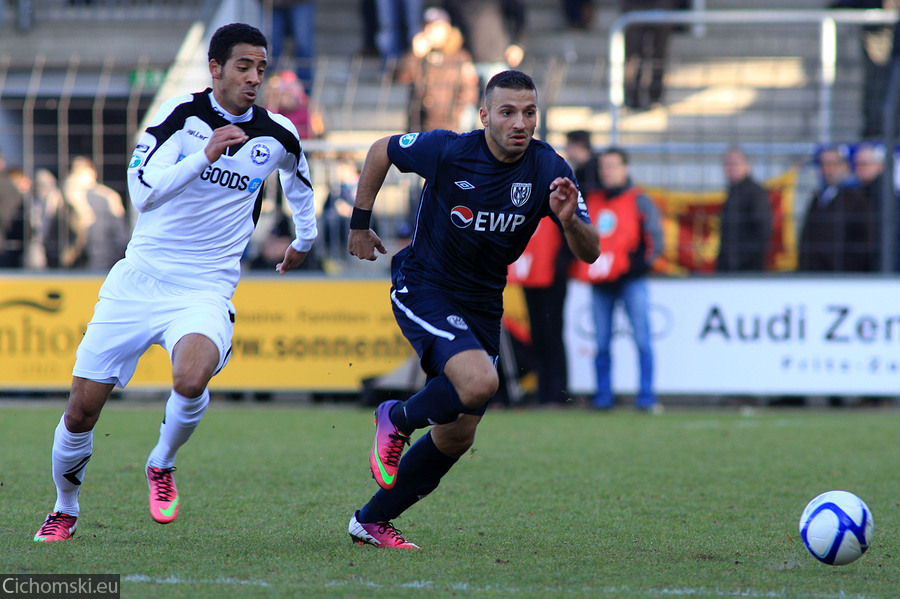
top-left (207, 23), bottom-right (268, 66)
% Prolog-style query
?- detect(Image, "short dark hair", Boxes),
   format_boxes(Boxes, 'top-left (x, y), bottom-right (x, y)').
top-left (208, 23), bottom-right (268, 66)
top-left (603, 147), bottom-right (629, 165)
top-left (484, 70), bottom-right (537, 108)
top-left (566, 130), bottom-right (592, 149)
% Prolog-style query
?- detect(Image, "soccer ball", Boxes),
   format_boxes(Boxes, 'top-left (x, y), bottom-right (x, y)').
top-left (799, 490), bottom-right (874, 565)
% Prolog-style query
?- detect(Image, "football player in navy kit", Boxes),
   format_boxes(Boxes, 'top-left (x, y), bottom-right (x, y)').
top-left (347, 70), bottom-right (600, 549)
top-left (34, 23), bottom-right (318, 542)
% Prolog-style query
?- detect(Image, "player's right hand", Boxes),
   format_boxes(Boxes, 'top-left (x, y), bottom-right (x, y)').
top-left (348, 228), bottom-right (387, 261)
top-left (205, 124), bottom-right (249, 163)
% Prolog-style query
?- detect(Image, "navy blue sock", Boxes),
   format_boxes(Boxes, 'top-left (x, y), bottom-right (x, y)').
top-left (357, 431), bottom-right (458, 523)
top-left (389, 375), bottom-right (464, 435)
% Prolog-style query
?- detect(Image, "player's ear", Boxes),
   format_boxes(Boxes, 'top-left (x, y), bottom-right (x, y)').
top-left (209, 60), bottom-right (221, 80)
top-left (479, 106), bottom-right (488, 128)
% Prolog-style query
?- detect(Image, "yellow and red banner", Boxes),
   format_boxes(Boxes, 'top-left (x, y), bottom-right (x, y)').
top-left (646, 169), bottom-right (798, 274)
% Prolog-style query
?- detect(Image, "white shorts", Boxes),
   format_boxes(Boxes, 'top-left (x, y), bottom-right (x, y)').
top-left (73, 260), bottom-right (235, 388)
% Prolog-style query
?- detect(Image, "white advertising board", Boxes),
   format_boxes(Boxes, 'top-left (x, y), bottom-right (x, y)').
top-left (564, 277), bottom-right (900, 396)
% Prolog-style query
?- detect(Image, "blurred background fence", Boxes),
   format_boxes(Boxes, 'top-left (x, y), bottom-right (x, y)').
top-left (1, 0), bottom-right (897, 273)
top-left (1, 0), bottom-right (899, 399)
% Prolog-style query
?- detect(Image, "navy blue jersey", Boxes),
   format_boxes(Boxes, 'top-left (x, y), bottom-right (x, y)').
top-left (388, 129), bottom-right (590, 302)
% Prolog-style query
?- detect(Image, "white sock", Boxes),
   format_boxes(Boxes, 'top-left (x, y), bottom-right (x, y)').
top-left (147, 388), bottom-right (210, 470)
top-left (51, 415), bottom-right (93, 517)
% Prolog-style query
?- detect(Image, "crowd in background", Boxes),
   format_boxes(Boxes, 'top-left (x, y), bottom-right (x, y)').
top-left (0, 153), bottom-right (129, 272)
top-left (0, 1), bottom-right (896, 411)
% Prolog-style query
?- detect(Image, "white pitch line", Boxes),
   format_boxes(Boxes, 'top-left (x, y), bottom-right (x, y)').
top-left (123, 574), bottom-right (271, 587)
top-left (125, 574), bottom-right (877, 598)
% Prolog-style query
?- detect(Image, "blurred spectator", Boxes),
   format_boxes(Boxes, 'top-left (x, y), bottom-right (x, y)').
top-left (831, 0), bottom-right (900, 139)
top-left (360, 0), bottom-right (380, 56)
top-left (394, 7), bottom-right (479, 132)
top-left (6, 0), bottom-right (32, 31)
top-left (797, 146), bottom-right (876, 272)
top-left (852, 141), bottom-right (887, 268)
top-left (59, 156), bottom-right (130, 271)
top-left (246, 207), bottom-right (322, 272)
top-left (620, 0), bottom-right (680, 109)
top-left (508, 216), bottom-right (572, 405)
top-left (321, 156), bottom-right (362, 257)
top-left (264, 69), bottom-right (324, 139)
top-left (570, 148), bottom-right (663, 411)
top-left (270, 0), bottom-right (316, 89)
top-left (716, 147), bottom-right (773, 272)
top-left (562, 0), bottom-right (593, 30)
top-left (0, 150), bottom-right (25, 268)
top-left (26, 168), bottom-right (65, 269)
top-left (5, 166), bottom-right (30, 197)
top-left (565, 130), bottom-right (602, 193)
top-left (443, 0), bottom-right (526, 88)
top-left (5, 166), bottom-right (40, 268)
top-left (375, 0), bottom-right (424, 59)
top-left (853, 142), bottom-right (885, 208)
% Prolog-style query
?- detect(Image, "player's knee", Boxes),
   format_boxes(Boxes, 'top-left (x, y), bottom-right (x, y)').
top-left (63, 387), bottom-right (108, 433)
top-left (172, 375), bottom-right (208, 400)
top-left (433, 426), bottom-right (476, 458)
top-left (456, 370), bottom-right (499, 409)
top-left (64, 406), bottom-right (99, 433)
top-left (442, 437), bottom-right (474, 459)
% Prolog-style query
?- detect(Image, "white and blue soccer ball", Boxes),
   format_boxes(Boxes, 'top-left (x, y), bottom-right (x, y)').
top-left (799, 490), bottom-right (874, 566)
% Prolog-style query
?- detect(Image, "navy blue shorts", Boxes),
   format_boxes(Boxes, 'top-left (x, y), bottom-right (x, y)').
top-left (390, 283), bottom-right (501, 416)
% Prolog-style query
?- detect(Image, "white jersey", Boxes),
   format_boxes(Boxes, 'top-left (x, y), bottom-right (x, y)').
top-left (125, 89), bottom-right (317, 298)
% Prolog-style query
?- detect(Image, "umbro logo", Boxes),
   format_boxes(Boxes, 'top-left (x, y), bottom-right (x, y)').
top-left (455, 180), bottom-right (475, 190)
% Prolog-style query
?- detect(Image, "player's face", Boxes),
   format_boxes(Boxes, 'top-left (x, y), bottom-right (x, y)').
top-left (480, 87), bottom-right (538, 163)
top-left (210, 43), bottom-right (268, 115)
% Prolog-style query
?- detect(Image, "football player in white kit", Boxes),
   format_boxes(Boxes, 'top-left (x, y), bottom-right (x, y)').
top-left (34, 23), bottom-right (318, 542)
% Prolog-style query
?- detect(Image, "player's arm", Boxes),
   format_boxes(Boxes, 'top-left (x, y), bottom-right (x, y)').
top-left (348, 136), bottom-right (392, 261)
top-left (127, 100), bottom-right (246, 213)
top-left (549, 176), bottom-right (600, 264)
top-left (276, 143), bottom-right (319, 275)
top-left (127, 132), bottom-right (207, 213)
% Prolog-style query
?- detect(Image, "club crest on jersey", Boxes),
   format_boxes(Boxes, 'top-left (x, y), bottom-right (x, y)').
top-left (399, 133), bottom-right (419, 148)
top-left (128, 155), bottom-right (142, 169)
top-left (450, 205), bottom-right (474, 228)
top-left (251, 143), bottom-right (271, 165)
top-left (446, 315), bottom-right (468, 330)
top-left (510, 182), bottom-right (532, 207)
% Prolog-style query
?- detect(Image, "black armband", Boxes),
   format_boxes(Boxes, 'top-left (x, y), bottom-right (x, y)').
top-left (349, 207), bottom-right (372, 230)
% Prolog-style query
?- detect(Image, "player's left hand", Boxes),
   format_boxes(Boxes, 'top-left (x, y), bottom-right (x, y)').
top-left (549, 176), bottom-right (578, 223)
top-left (276, 245), bottom-right (308, 275)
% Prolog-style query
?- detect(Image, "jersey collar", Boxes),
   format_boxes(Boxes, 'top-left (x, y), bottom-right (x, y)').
top-left (207, 89), bottom-right (254, 124)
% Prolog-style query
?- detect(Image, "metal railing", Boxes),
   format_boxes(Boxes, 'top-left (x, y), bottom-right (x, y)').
top-left (608, 9), bottom-right (900, 146)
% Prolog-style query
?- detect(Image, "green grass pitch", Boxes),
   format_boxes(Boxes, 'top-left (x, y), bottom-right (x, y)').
top-left (1, 401), bottom-right (897, 598)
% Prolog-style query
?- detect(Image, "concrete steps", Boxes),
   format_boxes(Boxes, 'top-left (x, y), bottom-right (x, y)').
top-left (310, 0), bottom-right (864, 151)
top-left (0, 0), bottom-right (866, 154)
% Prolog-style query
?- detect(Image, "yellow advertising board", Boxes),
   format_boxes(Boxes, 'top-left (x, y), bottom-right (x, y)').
top-left (0, 275), bottom-right (413, 392)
